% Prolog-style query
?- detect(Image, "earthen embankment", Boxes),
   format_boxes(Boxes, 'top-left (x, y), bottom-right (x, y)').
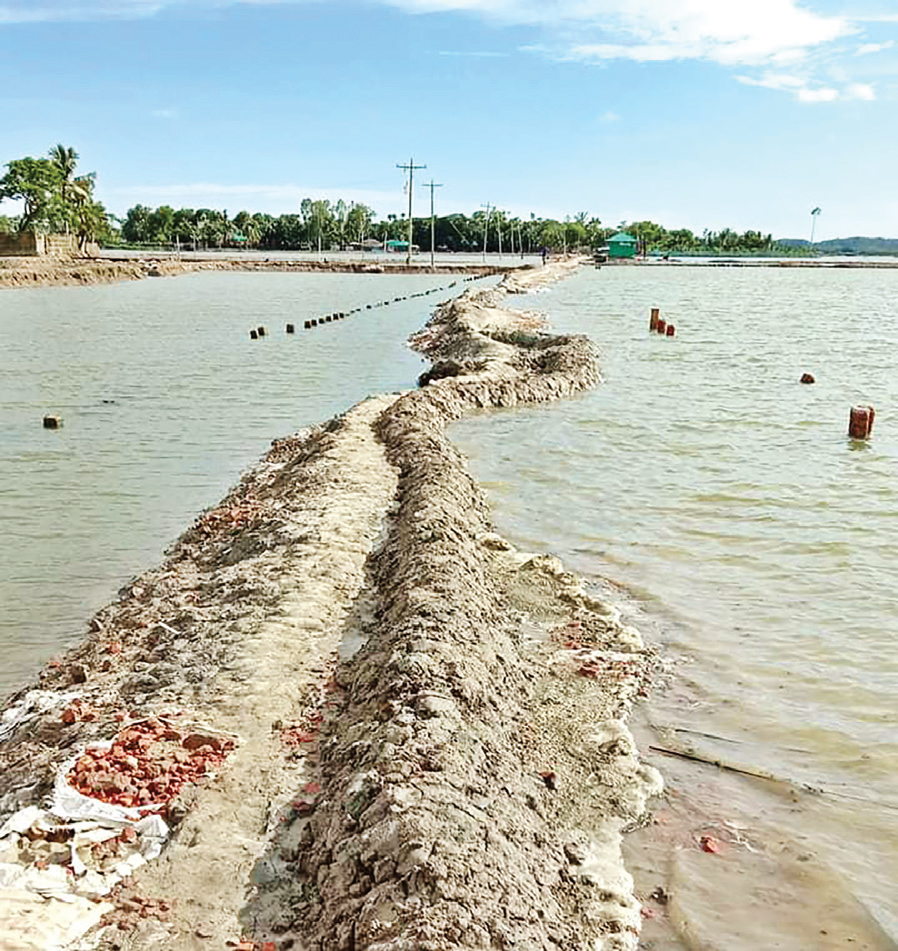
top-left (0, 258), bottom-right (661, 951)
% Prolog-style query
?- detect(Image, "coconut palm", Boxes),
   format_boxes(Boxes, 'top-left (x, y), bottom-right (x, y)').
top-left (48, 145), bottom-right (79, 231)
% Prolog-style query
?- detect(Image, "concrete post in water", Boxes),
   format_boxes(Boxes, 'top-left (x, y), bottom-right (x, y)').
top-left (257, 326), bottom-right (266, 337)
top-left (650, 308), bottom-right (660, 331)
top-left (43, 415), bottom-right (61, 429)
top-left (304, 320), bottom-right (312, 329)
top-left (656, 319), bottom-right (667, 335)
top-left (286, 323), bottom-right (295, 334)
top-left (666, 324), bottom-right (676, 337)
top-left (848, 405), bottom-right (875, 439)
top-left (800, 373), bottom-right (815, 384)
top-left (249, 329), bottom-right (258, 340)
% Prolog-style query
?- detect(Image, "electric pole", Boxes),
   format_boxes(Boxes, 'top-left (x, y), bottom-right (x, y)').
top-left (481, 203), bottom-right (491, 263)
top-left (422, 179), bottom-right (443, 271)
top-left (396, 157), bottom-right (426, 265)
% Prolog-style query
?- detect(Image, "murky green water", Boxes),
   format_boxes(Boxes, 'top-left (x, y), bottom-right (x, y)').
top-left (0, 270), bottom-right (463, 697)
top-left (452, 265), bottom-right (898, 944)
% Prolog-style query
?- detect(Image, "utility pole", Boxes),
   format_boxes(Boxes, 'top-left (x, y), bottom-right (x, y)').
top-left (481, 203), bottom-right (491, 263)
top-left (396, 157), bottom-right (426, 265)
top-left (422, 179), bottom-right (443, 271)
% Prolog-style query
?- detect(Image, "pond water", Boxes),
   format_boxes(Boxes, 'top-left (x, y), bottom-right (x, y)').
top-left (0, 270), bottom-right (468, 697)
top-left (452, 264), bottom-right (898, 947)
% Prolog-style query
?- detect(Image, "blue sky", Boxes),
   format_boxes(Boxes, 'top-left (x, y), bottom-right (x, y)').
top-left (0, 0), bottom-right (896, 239)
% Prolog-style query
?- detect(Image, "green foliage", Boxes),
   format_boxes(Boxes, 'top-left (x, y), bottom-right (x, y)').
top-left (619, 220), bottom-right (780, 256)
top-left (0, 145), bottom-right (110, 245)
top-left (106, 196), bottom-right (788, 258)
top-left (0, 157), bottom-right (62, 232)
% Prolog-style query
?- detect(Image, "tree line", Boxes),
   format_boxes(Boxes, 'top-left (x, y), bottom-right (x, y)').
top-left (0, 145), bottom-right (785, 255)
top-left (115, 204), bottom-right (782, 255)
top-left (116, 202), bottom-right (606, 254)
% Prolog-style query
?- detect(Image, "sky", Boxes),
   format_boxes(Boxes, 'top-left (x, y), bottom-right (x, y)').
top-left (0, 0), bottom-right (896, 239)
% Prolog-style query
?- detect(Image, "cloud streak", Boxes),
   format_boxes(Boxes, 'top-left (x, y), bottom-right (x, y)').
top-left (0, 0), bottom-right (891, 106)
top-left (736, 72), bottom-right (876, 102)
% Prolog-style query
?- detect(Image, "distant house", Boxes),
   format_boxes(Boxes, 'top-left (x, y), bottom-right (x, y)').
top-left (385, 239), bottom-right (419, 253)
top-left (608, 232), bottom-right (638, 260)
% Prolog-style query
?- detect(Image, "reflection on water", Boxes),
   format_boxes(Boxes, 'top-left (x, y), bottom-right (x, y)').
top-left (0, 270), bottom-right (465, 697)
top-left (451, 265), bottom-right (898, 944)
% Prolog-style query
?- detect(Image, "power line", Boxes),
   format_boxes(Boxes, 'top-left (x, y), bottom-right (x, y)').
top-left (396, 157), bottom-right (426, 266)
top-left (422, 179), bottom-right (443, 271)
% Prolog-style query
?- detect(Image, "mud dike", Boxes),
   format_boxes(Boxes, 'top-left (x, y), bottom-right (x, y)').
top-left (0, 259), bottom-right (661, 951)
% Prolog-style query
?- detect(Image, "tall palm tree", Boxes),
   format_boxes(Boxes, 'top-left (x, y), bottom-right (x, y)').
top-left (48, 145), bottom-right (79, 232)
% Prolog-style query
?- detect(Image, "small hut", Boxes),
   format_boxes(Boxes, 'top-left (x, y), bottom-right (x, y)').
top-left (608, 232), bottom-right (638, 260)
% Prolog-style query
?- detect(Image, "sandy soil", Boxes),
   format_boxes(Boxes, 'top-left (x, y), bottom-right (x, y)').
top-left (0, 255), bottom-right (507, 289)
top-left (0, 258), bottom-right (663, 950)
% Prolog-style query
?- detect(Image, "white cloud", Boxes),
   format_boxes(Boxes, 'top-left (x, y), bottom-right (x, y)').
top-left (797, 86), bottom-right (839, 101)
top-left (599, 110), bottom-right (620, 121)
top-left (736, 72), bottom-right (876, 102)
top-left (855, 40), bottom-right (894, 55)
top-left (845, 81), bottom-right (876, 99)
top-left (389, 0), bottom-right (853, 67)
top-left (736, 73), bottom-right (806, 90)
top-left (0, 0), bottom-right (854, 69)
top-left (0, 1), bottom-right (164, 23)
top-left (151, 108), bottom-right (178, 118)
top-left (0, 0), bottom-right (883, 109)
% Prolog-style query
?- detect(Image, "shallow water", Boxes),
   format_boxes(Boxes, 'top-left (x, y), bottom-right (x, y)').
top-left (0, 270), bottom-right (466, 697)
top-left (451, 265), bottom-right (898, 944)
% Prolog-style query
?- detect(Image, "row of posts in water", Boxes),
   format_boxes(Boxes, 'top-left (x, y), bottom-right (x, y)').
top-left (647, 306), bottom-right (876, 440)
top-left (42, 274), bottom-right (494, 428)
top-left (245, 275), bottom-right (482, 340)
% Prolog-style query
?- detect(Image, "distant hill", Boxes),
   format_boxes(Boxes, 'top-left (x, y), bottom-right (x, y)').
top-left (777, 236), bottom-right (898, 255)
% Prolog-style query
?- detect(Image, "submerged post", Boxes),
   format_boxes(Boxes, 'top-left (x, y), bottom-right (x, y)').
top-left (848, 406), bottom-right (875, 439)
top-left (650, 308), bottom-right (660, 331)
top-left (656, 319), bottom-right (667, 335)
top-left (43, 415), bottom-right (61, 429)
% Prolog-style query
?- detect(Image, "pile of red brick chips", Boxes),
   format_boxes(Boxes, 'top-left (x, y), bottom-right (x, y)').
top-left (66, 717), bottom-right (234, 812)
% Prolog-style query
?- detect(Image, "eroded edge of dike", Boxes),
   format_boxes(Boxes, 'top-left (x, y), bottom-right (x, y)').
top-left (0, 258), bottom-right (663, 951)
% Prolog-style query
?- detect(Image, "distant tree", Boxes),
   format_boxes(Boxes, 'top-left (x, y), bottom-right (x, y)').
top-left (147, 205), bottom-right (175, 244)
top-left (121, 204), bottom-right (152, 243)
top-left (0, 157), bottom-right (62, 232)
top-left (346, 202), bottom-right (374, 245)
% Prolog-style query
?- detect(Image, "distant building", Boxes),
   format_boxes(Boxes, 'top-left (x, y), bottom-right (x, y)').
top-left (608, 232), bottom-right (638, 260)
top-left (385, 239), bottom-right (419, 253)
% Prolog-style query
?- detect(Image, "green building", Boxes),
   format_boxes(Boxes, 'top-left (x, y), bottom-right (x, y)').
top-left (608, 232), bottom-right (638, 259)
